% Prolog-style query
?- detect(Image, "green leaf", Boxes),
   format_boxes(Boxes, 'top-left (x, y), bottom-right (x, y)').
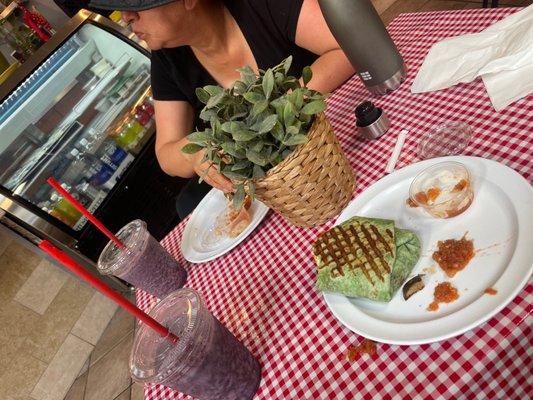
top-left (212, 154), bottom-right (221, 166)
top-left (251, 100), bottom-right (269, 117)
top-left (229, 111), bottom-right (248, 121)
top-left (282, 148), bottom-right (293, 159)
top-left (289, 88), bottom-right (304, 110)
top-left (238, 66), bottom-right (257, 85)
top-left (243, 92), bottom-right (264, 104)
top-left (283, 101), bottom-right (296, 127)
top-left (282, 56), bottom-right (293, 74)
top-left (206, 91), bottom-right (224, 109)
top-left (222, 168), bottom-right (249, 181)
top-left (204, 85), bottom-right (223, 96)
top-left (195, 88), bottom-right (210, 104)
top-left (221, 121), bottom-right (245, 134)
top-left (258, 114), bottom-right (278, 134)
top-left (283, 134), bottom-right (308, 146)
top-left (271, 153), bottom-right (283, 166)
top-left (199, 108), bottom-right (217, 122)
top-left (270, 98), bottom-right (285, 120)
top-left (262, 68), bottom-right (274, 100)
top-left (251, 141), bottom-right (263, 153)
top-left (181, 143), bottom-right (203, 154)
top-left (286, 125), bottom-right (299, 136)
top-left (253, 164), bottom-right (266, 179)
top-left (283, 78), bottom-right (300, 92)
top-left (260, 146), bottom-right (272, 160)
top-left (233, 81), bottom-right (247, 95)
top-left (247, 181), bottom-right (255, 199)
top-left (246, 149), bottom-right (268, 166)
top-left (221, 142), bottom-right (245, 159)
top-left (210, 114), bottom-right (221, 128)
top-left (249, 119), bottom-right (263, 132)
top-left (187, 130), bottom-right (212, 143)
top-left (302, 66), bottom-right (312, 86)
top-left (233, 130), bottom-right (256, 142)
top-left (300, 112), bottom-right (312, 124)
top-left (269, 150), bottom-right (280, 162)
top-left (233, 184), bottom-right (246, 210)
top-left (271, 121), bottom-right (285, 142)
top-left (275, 72), bottom-right (284, 85)
top-left (301, 99), bottom-right (326, 115)
top-left (231, 160), bottom-right (251, 171)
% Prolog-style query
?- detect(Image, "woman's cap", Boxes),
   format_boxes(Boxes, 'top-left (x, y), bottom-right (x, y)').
top-left (89, 0), bottom-right (176, 12)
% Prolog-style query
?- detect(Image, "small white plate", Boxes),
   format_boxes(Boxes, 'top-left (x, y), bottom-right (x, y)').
top-left (181, 189), bottom-right (269, 263)
top-left (323, 156), bottom-right (533, 345)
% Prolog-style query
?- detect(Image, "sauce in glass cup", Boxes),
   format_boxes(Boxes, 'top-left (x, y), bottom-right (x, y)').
top-left (408, 161), bottom-right (474, 218)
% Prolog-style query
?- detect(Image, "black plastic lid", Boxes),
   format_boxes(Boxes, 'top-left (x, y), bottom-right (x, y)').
top-left (355, 101), bottom-right (382, 127)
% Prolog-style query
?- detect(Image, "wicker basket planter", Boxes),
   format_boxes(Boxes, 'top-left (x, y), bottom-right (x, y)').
top-left (254, 113), bottom-right (355, 227)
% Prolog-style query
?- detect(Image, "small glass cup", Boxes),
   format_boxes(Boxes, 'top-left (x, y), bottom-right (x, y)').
top-left (130, 288), bottom-right (261, 400)
top-left (408, 161), bottom-right (474, 218)
top-left (97, 220), bottom-right (187, 298)
top-left (418, 121), bottom-right (472, 160)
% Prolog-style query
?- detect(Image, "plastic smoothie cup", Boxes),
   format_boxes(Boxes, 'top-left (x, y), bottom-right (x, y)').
top-left (97, 220), bottom-right (187, 298)
top-left (130, 288), bottom-right (261, 400)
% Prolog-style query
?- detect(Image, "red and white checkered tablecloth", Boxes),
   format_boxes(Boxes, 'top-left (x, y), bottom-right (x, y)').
top-left (137, 7), bottom-right (533, 400)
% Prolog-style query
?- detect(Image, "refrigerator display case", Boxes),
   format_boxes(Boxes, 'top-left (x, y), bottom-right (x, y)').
top-left (0, 11), bottom-right (186, 289)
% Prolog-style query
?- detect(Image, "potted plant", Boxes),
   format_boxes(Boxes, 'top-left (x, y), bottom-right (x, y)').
top-left (182, 56), bottom-right (355, 227)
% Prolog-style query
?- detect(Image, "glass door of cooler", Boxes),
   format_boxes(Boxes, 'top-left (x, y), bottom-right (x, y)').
top-left (0, 22), bottom-right (153, 232)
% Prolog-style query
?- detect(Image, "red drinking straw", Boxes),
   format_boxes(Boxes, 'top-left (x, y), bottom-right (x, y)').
top-left (39, 240), bottom-right (178, 344)
top-left (47, 177), bottom-right (125, 250)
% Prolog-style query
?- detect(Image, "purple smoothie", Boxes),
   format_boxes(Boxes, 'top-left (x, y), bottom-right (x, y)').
top-left (97, 220), bottom-right (186, 298)
top-left (130, 289), bottom-right (261, 400)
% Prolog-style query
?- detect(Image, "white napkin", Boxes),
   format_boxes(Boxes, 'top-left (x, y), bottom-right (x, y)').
top-left (411, 5), bottom-right (533, 111)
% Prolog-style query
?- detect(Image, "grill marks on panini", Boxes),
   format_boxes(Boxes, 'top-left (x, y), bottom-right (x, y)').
top-left (375, 226), bottom-right (393, 253)
top-left (339, 227), bottom-right (374, 283)
top-left (347, 225), bottom-right (385, 282)
top-left (316, 221), bottom-right (393, 284)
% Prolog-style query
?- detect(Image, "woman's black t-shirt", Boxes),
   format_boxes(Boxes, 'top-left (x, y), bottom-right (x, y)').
top-left (150, 0), bottom-right (318, 111)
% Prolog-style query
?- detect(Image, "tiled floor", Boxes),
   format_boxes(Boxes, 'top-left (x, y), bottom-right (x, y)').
top-left (0, 228), bottom-right (119, 400)
top-left (63, 307), bottom-right (143, 400)
top-left (1, 1), bottom-right (530, 400)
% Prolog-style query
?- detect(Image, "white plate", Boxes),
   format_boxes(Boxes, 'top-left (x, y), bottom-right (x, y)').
top-left (323, 156), bottom-right (533, 345)
top-left (181, 189), bottom-right (269, 263)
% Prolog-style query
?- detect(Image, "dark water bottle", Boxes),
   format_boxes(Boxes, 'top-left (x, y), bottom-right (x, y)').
top-left (318, 0), bottom-right (407, 95)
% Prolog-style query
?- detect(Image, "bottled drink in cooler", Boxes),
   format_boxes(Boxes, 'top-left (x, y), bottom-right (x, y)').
top-left (75, 180), bottom-right (101, 203)
top-left (134, 106), bottom-right (151, 126)
top-left (140, 99), bottom-right (154, 117)
top-left (99, 141), bottom-right (128, 169)
top-left (84, 154), bottom-right (115, 186)
top-left (48, 193), bottom-right (83, 227)
top-left (113, 119), bottom-right (145, 149)
top-left (63, 149), bottom-right (116, 188)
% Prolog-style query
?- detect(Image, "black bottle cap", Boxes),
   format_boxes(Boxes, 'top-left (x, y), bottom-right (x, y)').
top-left (355, 101), bottom-right (382, 127)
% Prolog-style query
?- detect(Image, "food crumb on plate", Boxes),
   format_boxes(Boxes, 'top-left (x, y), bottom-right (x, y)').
top-left (423, 266), bottom-right (436, 274)
top-left (484, 287), bottom-right (498, 295)
top-left (427, 282), bottom-right (459, 311)
top-left (346, 339), bottom-right (377, 361)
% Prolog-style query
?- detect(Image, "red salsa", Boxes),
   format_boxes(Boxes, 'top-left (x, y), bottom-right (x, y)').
top-left (427, 282), bottom-right (459, 312)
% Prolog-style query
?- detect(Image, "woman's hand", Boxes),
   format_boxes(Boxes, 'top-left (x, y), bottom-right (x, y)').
top-left (192, 151), bottom-right (234, 193)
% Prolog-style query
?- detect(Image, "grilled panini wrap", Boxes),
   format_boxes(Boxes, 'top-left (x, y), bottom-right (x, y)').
top-left (315, 216), bottom-right (420, 302)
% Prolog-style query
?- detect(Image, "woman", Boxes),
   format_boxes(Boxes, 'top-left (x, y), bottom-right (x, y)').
top-left (90, 0), bottom-right (355, 217)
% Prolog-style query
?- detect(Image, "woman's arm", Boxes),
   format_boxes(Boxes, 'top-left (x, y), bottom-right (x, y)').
top-left (154, 100), bottom-right (234, 192)
top-left (295, 0), bottom-right (355, 93)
